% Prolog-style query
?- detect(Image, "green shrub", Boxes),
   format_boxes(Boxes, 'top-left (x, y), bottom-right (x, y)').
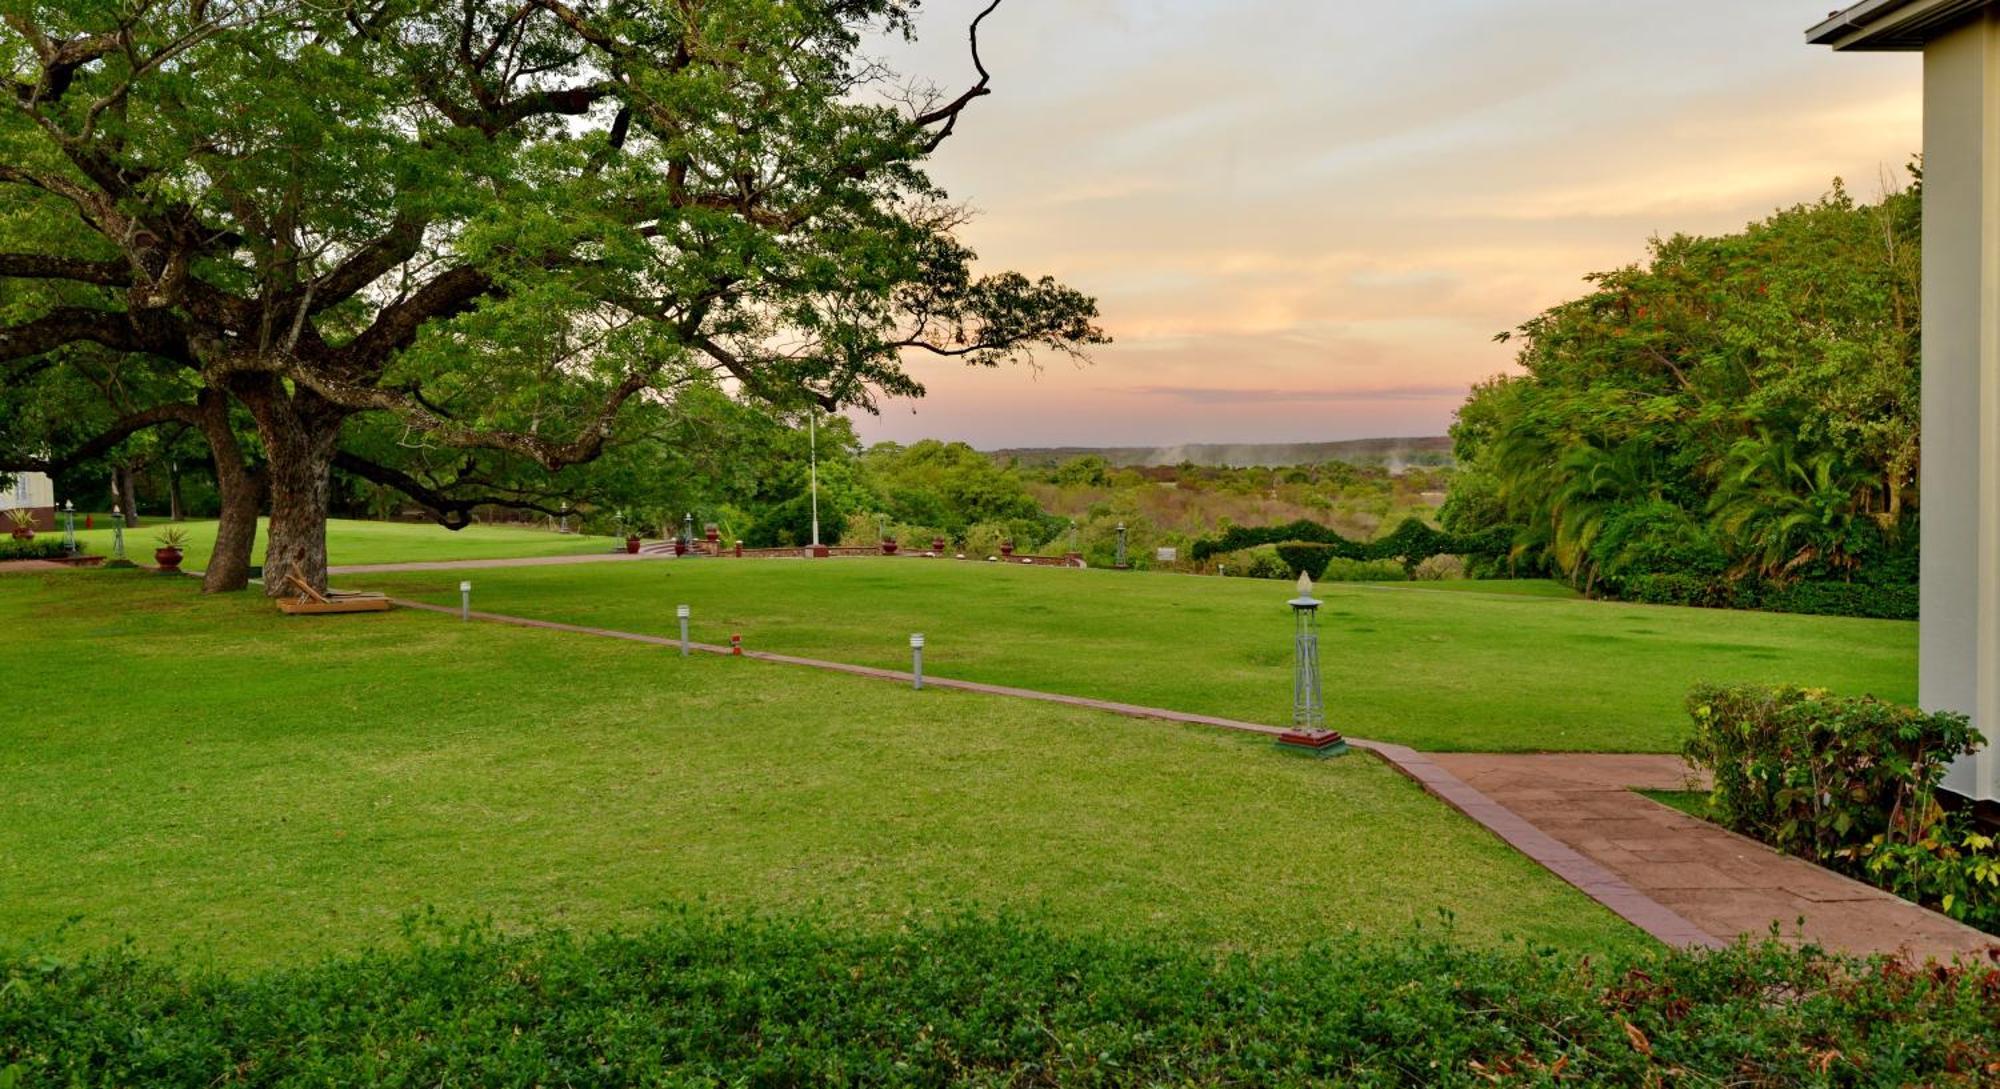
top-left (1610, 575), bottom-right (1917, 620)
top-left (1274, 542), bottom-right (1337, 579)
top-left (1685, 684), bottom-right (1997, 931)
top-left (1191, 518), bottom-right (1508, 566)
top-left (3, 913), bottom-right (1997, 1087)
top-left (0, 538), bottom-right (75, 561)
top-left (1760, 580), bottom-right (1918, 620)
top-left (1322, 556), bottom-right (1408, 581)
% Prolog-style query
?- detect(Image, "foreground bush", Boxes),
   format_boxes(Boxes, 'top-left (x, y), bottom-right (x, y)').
top-left (4, 914), bottom-right (1999, 1087)
top-left (1686, 684), bottom-right (1999, 932)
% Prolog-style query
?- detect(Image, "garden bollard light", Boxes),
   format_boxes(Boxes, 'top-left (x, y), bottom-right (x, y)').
top-left (677, 604), bottom-right (690, 656)
top-left (730, 633), bottom-right (743, 656)
top-left (460, 581), bottom-right (471, 621)
top-left (910, 633), bottom-right (925, 690)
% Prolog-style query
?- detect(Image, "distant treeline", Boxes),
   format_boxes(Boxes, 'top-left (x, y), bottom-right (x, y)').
top-left (991, 437), bottom-right (1452, 470)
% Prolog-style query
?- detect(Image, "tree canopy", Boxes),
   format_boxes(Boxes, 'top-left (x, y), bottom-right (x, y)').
top-left (1442, 180), bottom-right (1920, 595)
top-left (0, 0), bottom-right (1102, 591)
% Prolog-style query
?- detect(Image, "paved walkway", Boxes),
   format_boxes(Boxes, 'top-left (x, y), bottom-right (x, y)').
top-left (0, 558), bottom-right (69, 573)
top-left (329, 551), bottom-right (670, 575)
top-left (1433, 754), bottom-right (1997, 961)
top-left (375, 595), bottom-right (1997, 961)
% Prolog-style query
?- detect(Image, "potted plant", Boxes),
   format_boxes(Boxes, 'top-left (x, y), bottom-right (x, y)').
top-left (154, 527), bottom-right (188, 572)
top-left (999, 539), bottom-right (1015, 557)
top-left (881, 536), bottom-right (899, 555)
top-left (931, 535), bottom-right (947, 553)
top-left (704, 522), bottom-right (721, 544)
top-left (5, 508), bottom-right (34, 540)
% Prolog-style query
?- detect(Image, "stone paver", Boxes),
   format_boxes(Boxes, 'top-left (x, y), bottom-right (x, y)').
top-left (1432, 753), bottom-right (1999, 962)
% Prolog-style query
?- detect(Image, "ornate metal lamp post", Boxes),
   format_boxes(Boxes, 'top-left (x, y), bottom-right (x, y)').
top-left (1114, 522), bottom-right (1128, 569)
top-left (111, 509), bottom-right (125, 562)
top-left (61, 500), bottom-right (76, 556)
top-left (1277, 573), bottom-right (1347, 756)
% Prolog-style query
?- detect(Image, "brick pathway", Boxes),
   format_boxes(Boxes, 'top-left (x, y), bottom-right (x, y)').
top-left (372, 595), bottom-right (1998, 960)
top-left (1433, 754), bottom-right (1998, 961)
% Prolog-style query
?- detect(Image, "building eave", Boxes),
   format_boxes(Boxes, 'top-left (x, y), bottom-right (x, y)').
top-left (1809, 0), bottom-right (1998, 50)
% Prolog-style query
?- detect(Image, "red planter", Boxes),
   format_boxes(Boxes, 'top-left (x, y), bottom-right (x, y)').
top-left (999, 541), bottom-right (1015, 557)
top-left (625, 536), bottom-right (642, 554)
top-left (673, 540), bottom-right (687, 557)
top-left (705, 527), bottom-right (720, 543)
top-left (9, 528), bottom-right (30, 541)
top-left (154, 547), bottom-right (183, 572)
top-left (881, 540), bottom-right (899, 555)
top-left (931, 536), bottom-right (947, 553)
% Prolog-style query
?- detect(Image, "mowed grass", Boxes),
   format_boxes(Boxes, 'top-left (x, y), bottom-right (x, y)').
top-left (358, 560), bottom-right (1915, 753)
top-left (0, 571), bottom-right (1643, 967)
top-left (56, 516), bottom-right (615, 571)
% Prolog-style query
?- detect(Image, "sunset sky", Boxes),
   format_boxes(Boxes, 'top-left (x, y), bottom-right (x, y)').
top-left (846, 0), bottom-right (1923, 449)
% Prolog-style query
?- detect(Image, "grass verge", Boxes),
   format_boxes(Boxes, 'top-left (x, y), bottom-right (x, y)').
top-left (355, 559), bottom-right (1915, 752)
top-left (0, 570), bottom-right (1640, 965)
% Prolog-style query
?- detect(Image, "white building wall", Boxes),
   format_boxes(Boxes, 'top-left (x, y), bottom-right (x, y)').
top-left (2, 471), bottom-right (53, 512)
top-left (1921, 12), bottom-right (2000, 803)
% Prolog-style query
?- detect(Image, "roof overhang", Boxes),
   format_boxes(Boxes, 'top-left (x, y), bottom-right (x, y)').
top-left (1808, 0), bottom-right (1999, 50)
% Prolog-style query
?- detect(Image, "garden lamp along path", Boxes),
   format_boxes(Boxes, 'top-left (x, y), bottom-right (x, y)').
top-left (1277, 573), bottom-right (1348, 757)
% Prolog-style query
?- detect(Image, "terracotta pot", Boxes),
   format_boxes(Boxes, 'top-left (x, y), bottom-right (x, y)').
top-left (881, 540), bottom-right (899, 555)
top-left (9, 527), bottom-right (31, 541)
top-left (154, 546), bottom-right (183, 571)
top-left (625, 535), bottom-right (642, 554)
top-left (999, 541), bottom-right (1015, 556)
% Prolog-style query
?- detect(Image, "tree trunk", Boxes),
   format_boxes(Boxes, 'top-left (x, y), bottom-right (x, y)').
top-left (169, 461), bottom-right (185, 522)
top-left (114, 466), bottom-right (140, 527)
top-left (193, 387), bottom-right (260, 594)
top-left (238, 379), bottom-right (345, 596)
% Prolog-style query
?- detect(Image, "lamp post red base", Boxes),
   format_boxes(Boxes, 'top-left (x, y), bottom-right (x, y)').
top-left (810, 544), bottom-right (830, 558)
top-left (1275, 729), bottom-right (1349, 757)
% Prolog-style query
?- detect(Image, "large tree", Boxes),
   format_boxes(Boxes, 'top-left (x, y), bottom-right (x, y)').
top-left (1442, 181), bottom-right (1920, 589)
top-left (0, 0), bottom-right (1102, 593)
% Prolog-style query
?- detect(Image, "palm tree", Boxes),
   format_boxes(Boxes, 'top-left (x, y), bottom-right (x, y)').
top-left (1710, 432), bottom-right (1874, 580)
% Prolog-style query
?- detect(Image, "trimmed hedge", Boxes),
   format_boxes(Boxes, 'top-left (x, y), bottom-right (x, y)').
top-left (1192, 518), bottom-right (1509, 567)
top-left (1612, 575), bottom-right (1917, 620)
top-left (1685, 685), bottom-right (1998, 933)
top-left (4, 913), bottom-right (1999, 1087)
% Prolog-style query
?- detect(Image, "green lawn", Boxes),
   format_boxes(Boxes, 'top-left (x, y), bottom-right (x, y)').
top-left (1638, 789), bottom-right (1716, 820)
top-left (57, 516), bottom-right (616, 571)
top-left (354, 559), bottom-right (1915, 753)
top-left (0, 571), bottom-right (1641, 966)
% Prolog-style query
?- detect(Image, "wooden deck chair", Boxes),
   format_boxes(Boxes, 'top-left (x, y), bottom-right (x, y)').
top-left (275, 569), bottom-right (392, 615)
